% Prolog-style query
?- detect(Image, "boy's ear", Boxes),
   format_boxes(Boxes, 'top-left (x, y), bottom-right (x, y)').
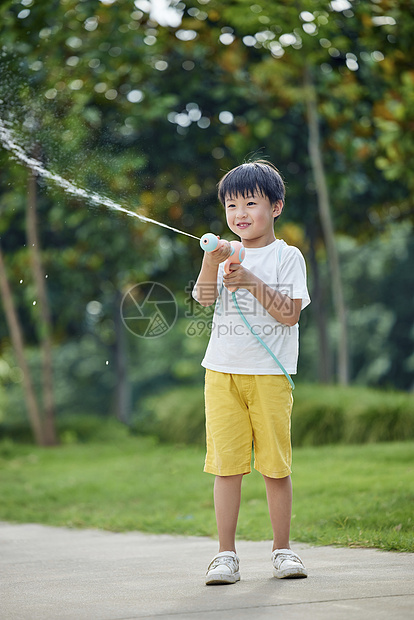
top-left (272, 200), bottom-right (284, 218)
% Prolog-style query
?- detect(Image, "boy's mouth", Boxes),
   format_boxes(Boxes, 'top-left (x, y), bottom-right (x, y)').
top-left (236, 223), bottom-right (251, 229)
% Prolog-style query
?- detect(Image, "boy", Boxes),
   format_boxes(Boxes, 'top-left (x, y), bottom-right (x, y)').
top-left (193, 160), bottom-right (310, 585)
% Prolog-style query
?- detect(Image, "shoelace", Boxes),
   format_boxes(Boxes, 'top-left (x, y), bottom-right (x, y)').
top-left (208, 555), bottom-right (238, 571)
top-left (274, 552), bottom-right (302, 566)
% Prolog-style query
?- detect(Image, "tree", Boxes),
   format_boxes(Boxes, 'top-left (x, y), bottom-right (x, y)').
top-left (188, 0), bottom-right (413, 383)
top-left (1, 0), bottom-right (413, 431)
top-left (27, 169), bottom-right (58, 444)
top-left (0, 244), bottom-right (47, 444)
top-left (303, 65), bottom-right (349, 384)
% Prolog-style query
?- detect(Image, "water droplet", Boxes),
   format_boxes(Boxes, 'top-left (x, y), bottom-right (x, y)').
top-left (20, 279), bottom-right (23, 284)
top-left (33, 301), bottom-right (36, 305)
top-left (105, 360), bottom-right (109, 365)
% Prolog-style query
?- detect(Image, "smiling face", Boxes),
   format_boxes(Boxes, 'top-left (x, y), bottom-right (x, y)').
top-left (224, 191), bottom-right (283, 248)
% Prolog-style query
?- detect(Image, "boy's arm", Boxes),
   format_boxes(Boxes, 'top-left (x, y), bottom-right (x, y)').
top-left (194, 243), bottom-right (233, 307)
top-left (223, 265), bottom-right (301, 326)
top-left (251, 278), bottom-right (302, 326)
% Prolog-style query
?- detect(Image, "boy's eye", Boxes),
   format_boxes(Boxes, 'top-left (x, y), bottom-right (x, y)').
top-left (226, 204), bottom-right (236, 208)
top-left (247, 201), bottom-right (256, 206)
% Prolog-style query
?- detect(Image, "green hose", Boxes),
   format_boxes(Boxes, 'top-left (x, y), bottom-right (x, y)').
top-left (231, 291), bottom-right (295, 390)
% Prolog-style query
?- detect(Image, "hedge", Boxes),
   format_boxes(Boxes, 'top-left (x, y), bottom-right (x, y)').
top-left (134, 383), bottom-right (414, 447)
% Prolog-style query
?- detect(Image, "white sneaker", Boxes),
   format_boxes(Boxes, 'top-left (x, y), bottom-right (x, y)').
top-left (271, 549), bottom-right (308, 579)
top-left (205, 551), bottom-right (240, 585)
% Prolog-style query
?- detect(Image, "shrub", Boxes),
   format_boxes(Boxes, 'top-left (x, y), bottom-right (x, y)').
top-left (3, 383), bottom-right (414, 447)
top-left (291, 403), bottom-right (345, 446)
top-left (133, 386), bottom-right (206, 445)
top-left (0, 415), bottom-right (130, 445)
top-left (58, 415), bottom-right (130, 444)
top-left (135, 383), bottom-right (414, 447)
top-left (292, 384), bottom-right (414, 446)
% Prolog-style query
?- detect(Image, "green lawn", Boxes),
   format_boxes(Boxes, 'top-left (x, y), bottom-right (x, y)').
top-left (0, 438), bottom-right (412, 552)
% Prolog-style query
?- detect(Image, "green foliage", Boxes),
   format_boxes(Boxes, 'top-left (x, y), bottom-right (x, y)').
top-left (0, 338), bottom-right (115, 422)
top-left (0, 414), bottom-right (128, 445)
top-left (340, 221), bottom-right (414, 389)
top-left (134, 382), bottom-right (414, 448)
top-left (292, 384), bottom-right (414, 446)
top-left (1, 0), bottom-right (414, 440)
top-left (58, 415), bottom-right (130, 444)
top-left (0, 438), bottom-right (412, 551)
top-left (135, 385), bottom-right (206, 445)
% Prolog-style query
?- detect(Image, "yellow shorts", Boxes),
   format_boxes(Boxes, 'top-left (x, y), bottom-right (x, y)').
top-left (204, 370), bottom-right (293, 479)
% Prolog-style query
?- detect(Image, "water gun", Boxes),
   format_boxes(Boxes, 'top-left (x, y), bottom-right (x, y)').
top-left (200, 233), bottom-right (245, 292)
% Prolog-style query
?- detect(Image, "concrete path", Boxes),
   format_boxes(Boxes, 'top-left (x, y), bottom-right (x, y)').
top-left (1, 522), bottom-right (413, 619)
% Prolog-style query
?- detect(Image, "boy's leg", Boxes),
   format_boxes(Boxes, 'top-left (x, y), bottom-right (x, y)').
top-left (264, 474), bottom-right (307, 578)
top-left (263, 474), bottom-right (292, 551)
top-left (214, 474), bottom-right (243, 553)
top-left (203, 372), bottom-right (251, 584)
top-left (205, 474), bottom-right (243, 585)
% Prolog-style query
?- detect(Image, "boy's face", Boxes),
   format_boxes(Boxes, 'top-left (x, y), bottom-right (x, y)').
top-left (224, 191), bottom-right (283, 248)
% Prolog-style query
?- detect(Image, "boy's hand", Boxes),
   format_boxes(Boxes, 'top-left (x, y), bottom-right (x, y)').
top-left (223, 264), bottom-right (256, 292)
top-left (203, 239), bottom-right (233, 267)
top-left (224, 265), bottom-right (302, 326)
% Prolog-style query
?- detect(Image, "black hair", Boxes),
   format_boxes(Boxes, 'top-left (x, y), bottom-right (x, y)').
top-left (217, 159), bottom-right (286, 208)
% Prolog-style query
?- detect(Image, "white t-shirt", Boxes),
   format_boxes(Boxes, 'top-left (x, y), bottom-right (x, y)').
top-left (193, 239), bottom-right (310, 375)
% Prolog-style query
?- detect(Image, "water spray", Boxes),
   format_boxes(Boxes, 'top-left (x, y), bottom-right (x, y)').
top-left (0, 119), bottom-right (199, 241)
top-left (0, 119), bottom-right (294, 386)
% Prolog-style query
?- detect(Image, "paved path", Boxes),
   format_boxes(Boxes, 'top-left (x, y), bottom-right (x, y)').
top-left (1, 522), bottom-right (413, 619)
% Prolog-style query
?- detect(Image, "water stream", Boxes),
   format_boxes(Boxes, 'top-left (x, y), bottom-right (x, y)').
top-left (0, 119), bottom-right (200, 241)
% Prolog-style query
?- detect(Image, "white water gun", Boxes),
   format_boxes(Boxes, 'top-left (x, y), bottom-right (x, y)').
top-left (199, 233), bottom-right (245, 293)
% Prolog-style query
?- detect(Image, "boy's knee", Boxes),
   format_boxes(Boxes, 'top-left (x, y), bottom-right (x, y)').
top-left (262, 473), bottom-right (291, 482)
top-left (216, 474), bottom-right (244, 481)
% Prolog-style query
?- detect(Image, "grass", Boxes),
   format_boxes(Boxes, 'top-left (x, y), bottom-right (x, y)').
top-left (0, 437), bottom-right (412, 552)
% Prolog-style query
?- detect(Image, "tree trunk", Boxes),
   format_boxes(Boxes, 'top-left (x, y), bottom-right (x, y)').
top-left (26, 172), bottom-right (58, 445)
top-left (114, 289), bottom-right (130, 424)
top-left (304, 66), bottom-right (349, 385)
top-left (307, 226), bottom-right (332, 383)
top-left (0, 244), bottom-right (46, 445)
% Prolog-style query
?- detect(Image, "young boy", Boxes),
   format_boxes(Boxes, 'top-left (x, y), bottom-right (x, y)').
top-left (193, 160), bottom-right (310, 585)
